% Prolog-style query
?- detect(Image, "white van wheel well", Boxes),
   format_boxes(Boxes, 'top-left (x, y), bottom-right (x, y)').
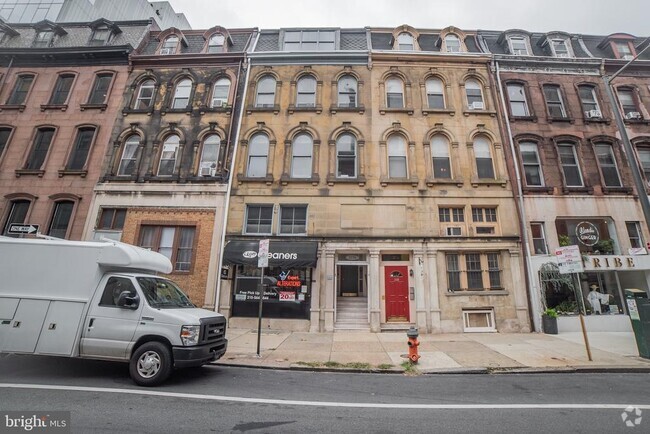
top-left (132, 336), bottom-right (172, 357)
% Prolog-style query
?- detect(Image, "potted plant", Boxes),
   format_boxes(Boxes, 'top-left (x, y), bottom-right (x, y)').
top-left (542, 308), bottom-right (558, 334)
top-left (594, 239), bottom-right (614, 255)
top-left (558, 235), bottom-right (571, 247)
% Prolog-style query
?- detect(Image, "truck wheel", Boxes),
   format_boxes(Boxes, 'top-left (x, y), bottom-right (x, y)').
top-left (129, 342), bottom-right (173, 387)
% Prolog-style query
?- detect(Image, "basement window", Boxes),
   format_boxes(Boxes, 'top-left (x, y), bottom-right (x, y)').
top-left (462, 308), bottom-right (496, 332)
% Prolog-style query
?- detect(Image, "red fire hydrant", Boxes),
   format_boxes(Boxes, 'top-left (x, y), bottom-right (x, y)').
top-left (407, 327), bottom-right (420, 363)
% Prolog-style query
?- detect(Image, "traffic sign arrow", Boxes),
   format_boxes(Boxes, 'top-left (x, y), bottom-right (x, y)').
top-left (7, 224), bottom-right (39, 235)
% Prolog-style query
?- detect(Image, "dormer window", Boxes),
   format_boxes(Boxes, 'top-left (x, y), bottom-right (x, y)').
top-left (283, 30), bottom-right (335, 51)
top-left (90, 27), bottom-right (112, 46)
top-left (615, 41), bottom-right (634, 60)
top-left (508, 36), bottom-right (529, 55)
top-left (208, 34), bottom-right (225, 53)
top-left (160, 36), bottom-right (179, 55)
top-left (444, 34), bottom-right (461, 53)
top-left (397, 33), bottom-right (414, 51)
top-left (551, 39), bottom-right (570, 57)
top-left (34, 30), bottom-right (54, 48)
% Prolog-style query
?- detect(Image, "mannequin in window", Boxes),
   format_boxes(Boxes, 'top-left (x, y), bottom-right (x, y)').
top-left (587, 284), bottom-right (602, 314)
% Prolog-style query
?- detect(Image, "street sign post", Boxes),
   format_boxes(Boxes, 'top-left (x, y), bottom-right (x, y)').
top-left (256, 239), bottom-right (270, 356)
top-left (7, 224), bottom-right (39, 235)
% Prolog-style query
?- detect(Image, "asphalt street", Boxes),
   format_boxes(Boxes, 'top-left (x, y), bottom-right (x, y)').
top-left (0, 353), bottom-right (648, 433)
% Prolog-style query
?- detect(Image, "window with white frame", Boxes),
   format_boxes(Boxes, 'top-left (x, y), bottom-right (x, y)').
top-left (463, 308), bottom-right (496, 332)
top-left (33, 30), bottom-right (54, 48)
top-left (472, 207), bottom-right (497, 223)
top-left (158, 134), bottom-right (180, 176)
top-left (279, 205), bottom-right (307, 235)
top-left (439, 207), bottom-right (464, 222)
top-left (507, 83), bottom-right (529, 116)
top-left (386, 78), bottom-right (404, 108)
top-left (283, 30), bottom-right (335, 51)
top-left (291, 133), bottom-right (313, 178)
top-left (171, 79), bottom-right (191, 109)
top-left (543, 85), bottom-right (567, 118)
top-left (255, 76), bottom-right (276, 108)
top-left (617, 88), bottom-right (641, 118)
top-left (626, 222), bottom-right (643, 249)
top-left (426, 78), bottom-right (445, 109)
top-left (637, 147), bottom-right (650, 186)
top-left (531, 223), bottom-right (548, 254)
top-left (444, 34), bottom-right (461, 52)
top-left (211, 77), bottom-right (230, 108)
top-left (387, 135), bottom-right (407, 178)
top-left (431, 134), bottom-right (451, 178)
top-left (578, 85), bottom-right (602, 118)
top-left (445, 253), bottom-right (502, 292)
top-left (198, 134), bottom-right (220, 176)
top-left (337, 75), bottom-right (357, 107)
top-left (473, 136), bottom-right (494, 179)
top-left (118, 135), bottom-right (139, 176)
top-left (615, 41), bottom-right (634, 60)
top-left (551, 39), bottom-right (570, 57)
top-left (48, 200), bottom-right (74, 239)
top-left (396, 32), bottom-right (414, 50)
top-left (594, 143), bottom-right (622, 187)
top-left (246, 133), bottom-right (269, 177)
top-left (508, 36), bottom-right (529, 55)
top-left (519, 142), bottom-right (544, 186)
top-left (160, 35), bottom-right (179, 55)
top-left (245, 204), bottom-right (273, 234)
top-left (336, 133), bottom-right (357, 178)
top-left (296, 76), bottom-right (316, 107)
top-left (557, 143), bottom-right (583, 187)
top-left (465, 79), bottom-right (484, 110)
top-left (134, 79), bottom-right (155, 109)
top-left (208, 33), bottom-right (225, 53)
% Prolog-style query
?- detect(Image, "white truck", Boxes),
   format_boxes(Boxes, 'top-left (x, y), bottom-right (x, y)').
top-left (0, 236), bottom-right (227, 386)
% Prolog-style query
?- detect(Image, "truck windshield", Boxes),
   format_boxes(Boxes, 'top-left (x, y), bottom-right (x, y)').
top-left (136, 277), bottom-right (195, 309)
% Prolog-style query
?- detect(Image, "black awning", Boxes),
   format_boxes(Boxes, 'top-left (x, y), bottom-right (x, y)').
top-left (223, 240), bottom-right (318, 268)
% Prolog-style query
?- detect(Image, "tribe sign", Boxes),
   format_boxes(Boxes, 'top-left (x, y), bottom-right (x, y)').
top-left (575, 221), bottom-right (599, 247)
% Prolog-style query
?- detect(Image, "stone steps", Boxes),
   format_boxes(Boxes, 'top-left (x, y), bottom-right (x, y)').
top-left (335, 297), bottom-right (369, 331)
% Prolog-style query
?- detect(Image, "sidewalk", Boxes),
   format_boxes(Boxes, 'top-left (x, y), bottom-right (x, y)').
top-left (215, 328), bottom-right (650, 373)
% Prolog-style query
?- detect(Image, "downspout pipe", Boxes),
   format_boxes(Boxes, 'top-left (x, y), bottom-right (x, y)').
top-left (494, 59), bottom-right (542, 332)
top-left (214, 30), bottom-right (258, 312)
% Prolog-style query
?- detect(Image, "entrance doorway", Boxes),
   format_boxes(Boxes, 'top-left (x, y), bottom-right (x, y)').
top-left (338, 265), bottom-right (366, 297)
top-left (384, 265), bottom-right (409, 322)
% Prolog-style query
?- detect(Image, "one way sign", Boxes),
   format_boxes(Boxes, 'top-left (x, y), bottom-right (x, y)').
top-left (7, 223), bottom-right (39, 235)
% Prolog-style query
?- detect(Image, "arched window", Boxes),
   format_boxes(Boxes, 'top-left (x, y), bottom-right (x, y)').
top-left (49, 73), bottom-right (75, 105)
top-left (474, 136), bottom-right (494, 179)
top-left (291, 133), bottom-right (313, 178)
top-left (337, 75), bottom-right (357, 108)
top-left (255, 76), bottom-right (276, 108)
top-left (134, 79), bottom-right (155, 109)
top-left (426, 78), bottom-right (445, 109)
top-left (2, 199), bottom-right (31, 236)
top-left (66, 127), bottom-right (96, 170)
top-left (397, 33), bottom-right (414, 50)
top-left (519, 142), bottom-right (543, 186)
top-left (557, 142), bottom-right (583, 187)
top-left (48, 200), bottom-right (75, 239)
top-left (507, 83), bottom-right (529, 116)
top-left (208, 34), bottom-right (225, 53)
top-left (465, 79), bottom-right (484, 110)
top-left (387, 135), bottom-right (407, 178)
top-left (336, 133), bottom-right (357, 178)
top-left (578, 85), bottom-right (602, 118)
top-left (117, 135), bottom-right (140, 176)
top-left (211, 77), bottom-right (230, 108)
top-left (386, 78), bottom-right (404, 108)
top-left (431, 134), bottom-right (451, 179)
top-left (160, 35), bottom-right (179, 55)
top-left (158, 134), bottom-right (180, 176)
top-left (171, 79), bottom-right (192, 109)
top-left (444, 34), bottom-right (461, 52)
top-left (594, 142), bottom-right (621, 187)
top-left (246, 133), bottom-right (269, 177)
top-left (199, 134), bottom-right (220, 176)
top-left (296, 76), bottom-right (316, 107)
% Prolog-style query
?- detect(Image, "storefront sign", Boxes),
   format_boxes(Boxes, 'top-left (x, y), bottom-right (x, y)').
top-left (223, 240), bottom-right (318, 268)
top-left (279, 291), bottom-right (296, 301)
top-left (555, 245), bottom-right (584, 274)
top-left (581, 255), bottom-right (645, 271)
top-left (575, 221), bottom-right (599, 247)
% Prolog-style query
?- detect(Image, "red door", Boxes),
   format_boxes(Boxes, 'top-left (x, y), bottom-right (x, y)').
top-left (384, 265), bottom-right (409, 321)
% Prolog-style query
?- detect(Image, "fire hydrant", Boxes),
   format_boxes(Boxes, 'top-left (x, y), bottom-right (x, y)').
top-left (407, 326), bottom-right (420, 363)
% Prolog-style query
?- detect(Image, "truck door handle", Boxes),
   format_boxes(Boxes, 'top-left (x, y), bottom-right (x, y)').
top-left (88, 318), bottom-right (95, 328)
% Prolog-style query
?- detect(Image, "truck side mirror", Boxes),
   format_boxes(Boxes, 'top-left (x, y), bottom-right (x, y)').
top-left (117, 291), bottom-right (140, 309)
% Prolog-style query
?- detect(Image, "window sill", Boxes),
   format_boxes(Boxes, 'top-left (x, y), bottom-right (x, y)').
top-left (470, 177), bottom-right (507, 188)
top-left (548, 117), bottom-right (573, 124)
top-left (237, 174), bottom-right (274, 185)
top-left (446, 290), bottom-right (509, 296)
top-left (58, 169), bottom-right (88, 178)
top-left (143, 174), bottom-right (181, 182)
top-left (122, 107), bottom-right (154, 116)
top-left (161, 107), bottom-right (193, 116)
top-left (522, 186), bottom-right (554, 194)
top-left (380, 176), bottom-right (419, 187)
top-left (583, 117), bottom-right (610, 124)
top-left (15, 169), bottom-right (45, 177)
top-left (0, 104), bottom-right (26, 112)
top-left (509, 115), bottom-right (537, 122)
top-left (561, 186), bottom-right (594, 194)
top-left (422, 108), bottom-right (455, 116)
top-left (80, 103), bottom-right (108, 111)
top-left (326, 174), bottom-right (367, 186)
top-left (185, 175), bottom-right (227, 183)
top-left (40, 104), bottom-right (68, 112)
top-left (623, 118), bottom-right (647, 125)
top-left (329, 104), bottom-right (365, 114)
top-left (101, 174), bottom-right (139, 182)
top-left (379, 107), bottom-right (414, 115)
top-left (462, 109), bottom-right (496, 117)
top-left (425, 177), bottom-right (464, 187)
top-left (602, 186), bottom-right (633, 195)
top-left (246, 105), bottom-right (280, 115)
top-left (199, 105), bottom-right (232, 115)
top-left (280, 174), bottom-right (320, 186)
top-left (288, 105), bottom-right (323, 114)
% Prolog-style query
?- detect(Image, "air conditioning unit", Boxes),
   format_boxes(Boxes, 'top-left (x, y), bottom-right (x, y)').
top-left (212, 99), bottom-right (227, 108)
top-left (200, 165), bottom-right (216, 176)
top-left (626, 111), bottom-right (642, 120)
top-left (159, 48), bottom-right (174, 55)
top-left (557, 52), bottom-right (571, 58)
top-left (623, 55), bottom-right (634, 60)
top-left (443, 226), bottom-right (463, 237)
top-left (586, 109), bottom-right (602, 118)
top-left (470, 101), bottom-right (484, 110)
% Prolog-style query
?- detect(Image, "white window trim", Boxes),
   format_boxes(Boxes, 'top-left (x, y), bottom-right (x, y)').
top-left (462, 308), bottom-right (496, 332)
top-left (243, 204), bottom-right (274, 236)
top-left (278, 204), bottom-right (308, 236)
top-left (550, 38), bottom-right (573, 58)
top-left (531, 222), bottom-right (549, 255)
top-left (520, 142), bottom-right (545, 187)
top-left (508, 36), bottom-right (530, 56)
top-left (558, 144), bottom-right (584, 187)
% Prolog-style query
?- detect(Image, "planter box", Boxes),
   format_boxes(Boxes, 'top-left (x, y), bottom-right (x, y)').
top-left (557, 314), bottom-right (632, 333)
top-left (542, 315), bottom-right (558, 334)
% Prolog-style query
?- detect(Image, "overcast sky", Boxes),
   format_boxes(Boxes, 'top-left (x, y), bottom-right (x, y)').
top-left (167, 0), bottom-right (649, 35)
